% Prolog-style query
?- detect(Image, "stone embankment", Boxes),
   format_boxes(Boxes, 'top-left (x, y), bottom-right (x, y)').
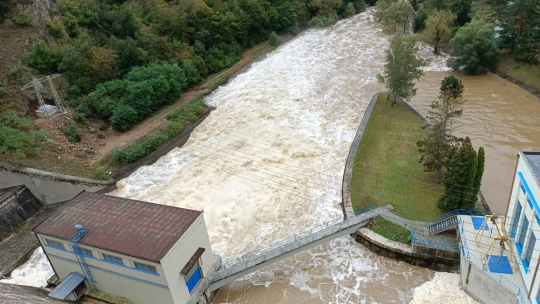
top-left (341, 92), bottom-right (460, 271)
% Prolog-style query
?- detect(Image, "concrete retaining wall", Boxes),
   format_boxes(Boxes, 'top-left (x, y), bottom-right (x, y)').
top-left (0, 186), bottom-right (43, 241)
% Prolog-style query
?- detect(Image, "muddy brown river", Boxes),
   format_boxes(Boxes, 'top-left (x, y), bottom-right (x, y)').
top-left (5, 8), bottom-right (538, 304)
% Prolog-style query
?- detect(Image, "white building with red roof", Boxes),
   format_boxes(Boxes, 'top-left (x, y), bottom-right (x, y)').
top-left (33, 191), bottom-right (216, 304)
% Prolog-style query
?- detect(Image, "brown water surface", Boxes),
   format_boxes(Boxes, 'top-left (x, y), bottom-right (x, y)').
top-left (411, 72), bottom-right (540, 212)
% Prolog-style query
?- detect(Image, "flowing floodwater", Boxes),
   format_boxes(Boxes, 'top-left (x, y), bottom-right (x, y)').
top-left (411, 72), bottom-right (540, 213)
top-left (5, 9), bottom-right (537, 304)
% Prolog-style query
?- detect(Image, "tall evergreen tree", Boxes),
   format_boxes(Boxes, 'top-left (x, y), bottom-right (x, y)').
top-left (438, 137), bottom-right (479, 210)
top-left (471, 146), bottom-right (485, 203)
top-left (417, 75), bottom-right (465, 182)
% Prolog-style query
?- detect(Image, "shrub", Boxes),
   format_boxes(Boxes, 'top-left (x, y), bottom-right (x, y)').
top-left (110, 104), bottom-right (138, 131)
top-left (73, 112), bottom-right (87, 123)
top-left (269, 31), bottom-right (281, 46)
top-left (45, 19), bottom-right (66, 39)
top-left (0, 83), bottom-right (5, 94)
top-left (309, 14), bottom-right (339, 28)
top-left (0, 110), bottom-right (46, 159)
top-left (62, 124), bottom-right (81, 143)
top-left (93, 166), bottom-right (109, 180)
top-left (182, 59), bottom-right (201, 85)
top-left (343, 3), bottom-right (356, 18)
top-left (27, 41), bottom-right (58, 73)
top-left (12, 12), bottom-right (31, 26)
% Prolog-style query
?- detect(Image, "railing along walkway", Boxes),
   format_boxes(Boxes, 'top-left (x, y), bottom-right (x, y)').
top-left (428, 209), bottom-right (501, 235)
top-left (188, 205), bottom-right (380, 304)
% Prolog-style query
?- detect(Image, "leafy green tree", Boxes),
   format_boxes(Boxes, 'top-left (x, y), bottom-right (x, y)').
top-left (417, 76), bottom-right (465, 182)
top-left (57, 0), bottom-right (101, 28)
top-left (269, 31), bottom-right (282, 46)
top-left (410, 0), bottom-right (419, 11)
top-left (377, 33), bottom-right (428, 105)
top-left (382, 2), bottom-right (416, 32)
top-left (422, 10), bottom-right (456, 54)
top-left (111, 104), bottom-right (138, 131)
top-left (414, 9), bottom-right (428, 32)
top-left (449, 0), bottom-right (472, 26)
top-left (448, 19), bottom-right (499, 74)
top-left (182, 59), bottom-right (201, 85)
top-left (438, 137), bottom-right (480, 210)
top-left (343, 3), bottom-right (356, 17)
top-left (110, 38), bottom-right (147, 73)
top-left (426, 0), bottom-right (447, 11)
top-left (108, 4), bottom-right (140, 39)
top-left (27, 41), bottom-right (59, 73)
top-left (375, 0), bottom-right (398, 20)
top-left (46, 19), bottom-right (67, 39)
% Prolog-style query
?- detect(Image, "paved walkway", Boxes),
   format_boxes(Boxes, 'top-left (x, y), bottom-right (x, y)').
top-left (379, 208), bottom-right (458, 244)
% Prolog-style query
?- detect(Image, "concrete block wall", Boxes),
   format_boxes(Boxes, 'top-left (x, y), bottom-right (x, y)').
top-left (0, 186), bottom-right (43, 240)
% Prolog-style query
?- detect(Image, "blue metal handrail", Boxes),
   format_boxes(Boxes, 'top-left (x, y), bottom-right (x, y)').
top-left (458, 218), bottom-right (524, 303)
top-left (411, 228), bottom-right (459, 252)
top-left (188, 205), bottom-right (379, 304)
top-left (427, 209), bottom-right (502, 228)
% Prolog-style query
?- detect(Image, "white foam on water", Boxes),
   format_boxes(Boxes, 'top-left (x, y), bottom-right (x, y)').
top-left (410, 272), bottom-right (478, 304)
top-left (7, 9), bottom-right (461, 303)
top-left (3, 247), bottom-right (52, 288)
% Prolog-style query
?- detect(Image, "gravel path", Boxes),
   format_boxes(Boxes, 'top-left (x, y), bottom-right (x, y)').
top-left (380, 207), bottom-right (458, 244)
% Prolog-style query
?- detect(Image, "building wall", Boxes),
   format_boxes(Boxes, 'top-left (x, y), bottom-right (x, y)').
top-left (459, 257), bottom-right (521, 304)
top-left (38, 234), bottom-right (174, 304)
top-left (161, 213), bottom-right (214, 304)
top-left (504, 156), bottom-right (540, 301)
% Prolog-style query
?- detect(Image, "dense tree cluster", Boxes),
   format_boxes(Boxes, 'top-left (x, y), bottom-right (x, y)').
top-left (499, 0), bottom-right (540, 63)
top-left (25, 0), bottom-right (366, 131)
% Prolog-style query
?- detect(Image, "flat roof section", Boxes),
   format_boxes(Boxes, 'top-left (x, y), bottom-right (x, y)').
top-left (48, 272), bottom-right (84, 300)
top-left (521, 151), bottom-right (540, 188)
top-left (458, 215), bottom-right (527, 300)
top-left (33, 191), bottom-right (202, 262)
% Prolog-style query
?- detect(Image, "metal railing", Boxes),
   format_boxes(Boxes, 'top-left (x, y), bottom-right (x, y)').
top-left (412, 228), bottom-right (459, 252)
top-left (427, 209), bottom-right (502, 229)
top-left (458, 218), bottom-right (525, 304)
top-left (213, 250), bottom-right (222, 272)
top-left (188, 205), bottom-right (379, 304)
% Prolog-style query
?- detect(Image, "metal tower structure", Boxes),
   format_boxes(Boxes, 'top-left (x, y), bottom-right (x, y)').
top-left (68, 225), bottom-right (98, 291)
top-left (20, 74), bottom-right (66, 119)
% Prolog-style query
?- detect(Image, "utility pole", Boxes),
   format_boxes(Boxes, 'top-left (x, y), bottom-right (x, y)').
top-left (20, 74), bottom-right (66, 119)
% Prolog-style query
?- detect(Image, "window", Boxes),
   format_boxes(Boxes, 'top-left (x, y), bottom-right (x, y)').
top-left (103, 254), bottom-right (123, 264)
top-left (80, 248), bottom-right (93, 257)
top-left (525, 233), bottom-right (536, 270)
top-left (518, 217), bottom-right (529, 251)
top-left (46, 239), bottom-right (65, 250)
top-left (185, 262), bottom-right (202, 293)
top-left (511, 202), bottom-right (522, 238)
top-left (521, 182), bottom-right (527, 194)
top-left (134, 262), bottom-right (157, 273)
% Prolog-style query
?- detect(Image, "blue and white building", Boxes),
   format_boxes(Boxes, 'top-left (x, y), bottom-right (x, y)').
top-left (455, 151), bottom-right (540, 304)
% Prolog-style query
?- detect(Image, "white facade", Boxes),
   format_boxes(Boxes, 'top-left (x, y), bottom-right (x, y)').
top-left (504, 152), bottom-right (540, 303)
top-left (38, 212), bottom-right (213, 304)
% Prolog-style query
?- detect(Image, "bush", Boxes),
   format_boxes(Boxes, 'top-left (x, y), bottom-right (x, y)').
top-left (0, 110), bottom-right (46, 159)
top-left (93, 166), bottom-right (109, 180)
top-left (110, 104), bottom-right (138, 131)
top-left (45, 19), bottom-right (66, 39)
top-left (12, 12), bottom-right (31, 26)
top-left (309, 14), bottom-right (339, 28)
top-left (73, 112), bottom-right (87, 123)
top-left (182, 59), bottom-right (201, 85)
top-left (110, 132), bottom-right (167, 165)
top-left (62, 124), bottom-right (81, 143)
top-left (269, 31), bottom-right (281, 46)
top-left (27, 41), bottom-right (58, 73)
top-left (343, 3), bottom-right (356, 18)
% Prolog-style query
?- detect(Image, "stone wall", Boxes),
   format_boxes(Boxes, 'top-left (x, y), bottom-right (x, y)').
top-left (0, 186), bottom-right (43, 241)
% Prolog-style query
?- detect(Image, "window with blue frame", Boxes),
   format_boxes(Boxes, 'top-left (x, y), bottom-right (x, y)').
top-left (525, 233), bottom-right (536, 270)
top-left (512, 202), bottom-right (522, 238)
top-left (518, 217), bottom-right (529, 252)
top-left (46, 239), bottom-right (65, 250)
top-left (80, 248), bottom-right (93, 257)
top-left (521, 182), bottom-right (526, 194)
top-left (103, 254), bottom-right (123, 264)
top-left (185, 262), bottom-right (202, 293)
top-left (134, 262), bottom-right (157, 273)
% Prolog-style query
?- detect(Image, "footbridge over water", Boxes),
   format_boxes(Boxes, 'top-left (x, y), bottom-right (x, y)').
top-left (189, 205), bottom-right (382, 304)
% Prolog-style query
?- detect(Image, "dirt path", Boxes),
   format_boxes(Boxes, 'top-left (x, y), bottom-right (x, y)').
top-left (92, 40), bottom-right (282, 163)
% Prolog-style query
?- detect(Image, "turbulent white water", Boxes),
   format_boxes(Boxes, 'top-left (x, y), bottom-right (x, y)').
top-left (5, 10), bottom-right (474, 304)
top-left (410, 272), bottom-right (479, 304)
top-left (3, 247), bottom-right (52, 288)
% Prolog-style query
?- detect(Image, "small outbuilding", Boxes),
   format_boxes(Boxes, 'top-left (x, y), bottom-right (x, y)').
top-left (33, 191), bottom-right (215, 304)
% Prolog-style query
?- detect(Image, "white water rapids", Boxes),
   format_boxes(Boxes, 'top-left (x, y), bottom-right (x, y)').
top-left (4, 10), bottom-right (479, 304)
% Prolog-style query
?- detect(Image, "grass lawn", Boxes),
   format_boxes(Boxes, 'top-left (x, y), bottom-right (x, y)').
top-left (497, 51), bottom-right (540, 94)
top-left (350, 93), bottom-right (444, 221)
top-left (368, 216), bottom-right (412, 244)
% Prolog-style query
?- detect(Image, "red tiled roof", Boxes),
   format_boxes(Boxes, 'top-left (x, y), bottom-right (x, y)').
top-left (33, 191), bottom-right (202, 262)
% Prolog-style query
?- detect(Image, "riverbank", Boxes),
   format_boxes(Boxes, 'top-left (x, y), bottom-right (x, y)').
top-left (494, 52), bottom-right (540, 99)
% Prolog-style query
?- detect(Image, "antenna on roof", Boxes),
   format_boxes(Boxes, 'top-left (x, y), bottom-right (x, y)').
top-left (75, 225), bottom-right (84, 233)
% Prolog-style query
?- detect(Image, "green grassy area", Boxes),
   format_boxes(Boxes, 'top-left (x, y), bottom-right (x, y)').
top-left (350, 94), bottom-right (444, 221)
top-left (368, 216), bottom-right (412, 244)
top-left (497, 51), bottom-right (540, 94)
